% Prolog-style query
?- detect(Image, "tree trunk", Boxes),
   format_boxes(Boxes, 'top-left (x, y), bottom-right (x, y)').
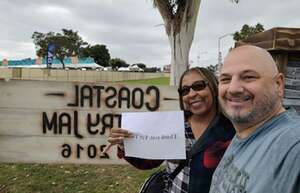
top-left (59, 58), bottom-right (65, 69)
top-left (154, 0), bottom-right (201, 86)
top-left (168, 24), bottom-right (192, 86)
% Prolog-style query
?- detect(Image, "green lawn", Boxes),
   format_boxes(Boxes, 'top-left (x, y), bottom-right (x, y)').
top-left (0, 77), bottom-right (169, 193)
top-left (0, 164), bottom-right (160, 193)
top-left (121, 77), bottom-right (170, 85)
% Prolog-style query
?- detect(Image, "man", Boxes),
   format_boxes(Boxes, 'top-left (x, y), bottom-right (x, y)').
top-left (209, 45), bottom-right (300, 193)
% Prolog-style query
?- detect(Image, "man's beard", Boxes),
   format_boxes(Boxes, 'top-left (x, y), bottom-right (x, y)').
top-left (221, 91), bottom-right (279, 125)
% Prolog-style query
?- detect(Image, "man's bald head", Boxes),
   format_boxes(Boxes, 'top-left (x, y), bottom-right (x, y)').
top-left (218, 45), bottom-right (285, 136)
top-left (222, 45), bottom-right (278, 77)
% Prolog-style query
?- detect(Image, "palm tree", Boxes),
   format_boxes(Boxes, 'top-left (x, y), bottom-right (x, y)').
top-left (152, 0), bottom-right (239, 85)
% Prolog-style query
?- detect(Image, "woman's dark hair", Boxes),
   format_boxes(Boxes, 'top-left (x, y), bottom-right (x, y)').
top-left (178, 67), bottom-right (219, 118)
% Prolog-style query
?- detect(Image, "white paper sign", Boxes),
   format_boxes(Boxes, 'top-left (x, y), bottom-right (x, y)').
top-left (122, 111), bottom-right (186, 160)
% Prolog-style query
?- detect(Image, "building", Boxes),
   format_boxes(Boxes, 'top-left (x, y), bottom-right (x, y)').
top-left (163, 64), bottom-right (170, 73)
top-left (1, 56), bottom-right (104, 70)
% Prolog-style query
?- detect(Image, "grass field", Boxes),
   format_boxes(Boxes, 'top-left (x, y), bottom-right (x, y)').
top-left (121, 76), bottom-right (170, 85)
top-left (0, 164), bottom-right (160, 193)
top-left (0, 77), bottom-right (170, 193)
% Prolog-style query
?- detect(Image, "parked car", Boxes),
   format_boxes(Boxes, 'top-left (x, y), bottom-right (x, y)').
top-left (103, 67), bottom-right (113, 71)
top-left (129, 65), bottom-right (144, 72)
top-left (118, 67), bottom-right (130, 72)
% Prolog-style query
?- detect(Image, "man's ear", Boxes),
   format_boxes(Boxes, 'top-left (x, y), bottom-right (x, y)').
top-left (275, 73), bottom-right (285, 97)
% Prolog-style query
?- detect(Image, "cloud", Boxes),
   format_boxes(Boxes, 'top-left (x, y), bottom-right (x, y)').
top-left (1, 0), bottom-right (300, 67)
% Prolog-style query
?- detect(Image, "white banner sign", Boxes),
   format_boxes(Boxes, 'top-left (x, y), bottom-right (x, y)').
top-left (122, 111), bottom-right (185, 160)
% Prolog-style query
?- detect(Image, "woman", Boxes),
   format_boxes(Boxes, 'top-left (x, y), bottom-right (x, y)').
top-left (108, 67), bottom-right (235, 193)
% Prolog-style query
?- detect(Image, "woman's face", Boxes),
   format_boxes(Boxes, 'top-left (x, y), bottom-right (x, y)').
top-left (181, 71), bottom-right (214, 116)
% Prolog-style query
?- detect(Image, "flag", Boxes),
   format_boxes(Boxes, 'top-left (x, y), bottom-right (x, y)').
top-left (46, 43), bottom-right (55, 68)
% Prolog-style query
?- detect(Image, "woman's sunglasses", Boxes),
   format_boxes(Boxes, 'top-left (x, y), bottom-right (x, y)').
top-left (178, 80), bottom-right (208, 96)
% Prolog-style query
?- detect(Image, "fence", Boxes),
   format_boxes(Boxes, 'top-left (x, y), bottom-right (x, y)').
top-left (0, 68), bottom-right (169, 82)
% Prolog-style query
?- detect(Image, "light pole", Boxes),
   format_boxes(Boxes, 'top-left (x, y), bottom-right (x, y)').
top-left (196, 51), bottom-right (208, 66)
top-left (218, 33), bottom-right (232, 69)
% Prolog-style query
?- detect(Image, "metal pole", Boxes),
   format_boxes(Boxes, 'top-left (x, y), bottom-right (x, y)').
top-left (218, 37), bottom-right (222, 67)
top-left (217, 33), bottom-right (232, 71)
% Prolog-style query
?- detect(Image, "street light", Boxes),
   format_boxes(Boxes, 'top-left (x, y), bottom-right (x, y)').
top-left (196, 51), bottom-right (208, 66)
top-left (218, 33), bottom-right (233, 69)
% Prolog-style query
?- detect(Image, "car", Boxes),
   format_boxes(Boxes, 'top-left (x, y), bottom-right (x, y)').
top-left (118, 67), bottom-right (130, 72)
top-left (103, 67), bottom-right (112, 71)
top-left (129, 65), bottom-right (144, 72)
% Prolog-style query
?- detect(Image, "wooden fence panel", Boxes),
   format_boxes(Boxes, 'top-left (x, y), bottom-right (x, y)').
top-left (283, 62), bottom-right (300, 112)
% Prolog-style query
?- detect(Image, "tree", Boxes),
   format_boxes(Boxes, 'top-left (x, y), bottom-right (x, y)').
top-left (207, 64), bottom-right (218, 75)
top-left (233, 23), bottom-right (265, 41)
top-left (32, 29), bottom-right (88, 69)
top-left (109, 58), bottom-right (129, 71)
top-left (81, 44), bottom-right (111, 67)
top-left (152, 0), bottom-right (239, 85)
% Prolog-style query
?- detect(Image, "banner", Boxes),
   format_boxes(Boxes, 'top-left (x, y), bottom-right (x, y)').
top-left (46, 43), bottom-right (55, 68)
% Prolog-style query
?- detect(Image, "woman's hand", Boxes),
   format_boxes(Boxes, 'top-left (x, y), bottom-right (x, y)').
top-left (103, 128), bottom-right (134, 153)
top-left (108, 128), bottom-right (134, 147)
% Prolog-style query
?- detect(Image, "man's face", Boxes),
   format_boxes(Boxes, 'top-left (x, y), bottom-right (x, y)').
top-left (218, 49), bottom-right (282, 127)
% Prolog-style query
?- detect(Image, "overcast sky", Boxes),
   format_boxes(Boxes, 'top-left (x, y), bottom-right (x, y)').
top-left (0, 0), bottom-right (299, 68)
